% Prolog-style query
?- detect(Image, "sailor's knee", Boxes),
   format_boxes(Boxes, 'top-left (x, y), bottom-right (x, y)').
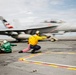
top-left (38, 46), bottom-right (41, 49)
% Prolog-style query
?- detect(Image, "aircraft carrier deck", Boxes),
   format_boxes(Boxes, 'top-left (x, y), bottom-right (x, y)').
top-left (0, 40), bottom-right (76, 75)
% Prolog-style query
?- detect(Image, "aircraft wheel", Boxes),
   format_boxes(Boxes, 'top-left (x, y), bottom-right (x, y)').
top-left (17, 39), bottom-right (22, 42)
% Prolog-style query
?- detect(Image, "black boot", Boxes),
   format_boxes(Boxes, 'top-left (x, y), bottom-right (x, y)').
top-left (18, 50), bottom-right (23, 53)
top-left (31, 50), bottom-right (35, 54)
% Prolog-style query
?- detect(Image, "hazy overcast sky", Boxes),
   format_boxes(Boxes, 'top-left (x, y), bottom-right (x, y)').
top-left (0, 0), bottom-right (76, 23)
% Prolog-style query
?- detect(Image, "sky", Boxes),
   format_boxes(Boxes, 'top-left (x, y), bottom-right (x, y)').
top-left (0, 0), bottom-right (76, 23)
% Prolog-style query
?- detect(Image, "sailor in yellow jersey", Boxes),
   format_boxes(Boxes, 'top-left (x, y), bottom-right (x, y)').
top-left (28, 31), bottom-right (50, 53)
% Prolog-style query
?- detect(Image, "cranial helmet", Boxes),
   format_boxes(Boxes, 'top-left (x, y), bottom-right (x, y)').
top-left (36, 30), bottom-right (40, 34)
top-left (3, 40), bottom-right (7, 43)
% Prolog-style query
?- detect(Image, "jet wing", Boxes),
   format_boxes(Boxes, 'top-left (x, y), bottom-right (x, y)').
top-left (0, 26), bottom-right (57, 35)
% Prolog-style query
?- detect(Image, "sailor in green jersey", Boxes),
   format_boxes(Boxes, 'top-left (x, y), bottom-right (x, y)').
top-left (0, 40), bottom-right (17, 53)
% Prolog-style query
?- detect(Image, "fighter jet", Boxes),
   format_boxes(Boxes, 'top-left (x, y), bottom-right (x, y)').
top-left (0, 16), bottom-right (57, 42)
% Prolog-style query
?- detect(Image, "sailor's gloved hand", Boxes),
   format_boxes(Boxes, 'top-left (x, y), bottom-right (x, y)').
top-left (14, 44), bottom-right (17, 46)
top-left (47, 36), bottom-right (51, 38)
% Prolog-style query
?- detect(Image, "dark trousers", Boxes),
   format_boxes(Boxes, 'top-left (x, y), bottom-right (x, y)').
top-left (30, 45), bottom-right (41, 53)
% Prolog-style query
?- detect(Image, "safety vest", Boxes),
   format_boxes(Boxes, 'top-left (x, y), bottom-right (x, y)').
top-left (1, 42), bottom-right (16, 52)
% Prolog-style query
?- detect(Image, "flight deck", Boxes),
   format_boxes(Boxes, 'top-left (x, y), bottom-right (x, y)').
top-left (0, 40), bottom-right (76, 75)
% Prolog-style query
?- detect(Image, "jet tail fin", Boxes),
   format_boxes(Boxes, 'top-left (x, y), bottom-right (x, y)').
top-left (0, 16), bottom-right (13, 29)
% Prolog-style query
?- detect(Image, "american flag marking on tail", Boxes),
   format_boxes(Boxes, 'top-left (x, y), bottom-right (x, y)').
top-left (3, 19), bottom-right (13, 29)
top-left (4, 22), bottom-right (13, 28)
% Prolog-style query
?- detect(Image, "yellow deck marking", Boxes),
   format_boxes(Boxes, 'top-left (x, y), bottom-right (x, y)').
top-left (19, 51), bottom-right (76, 71)
top-left (67, 67), bottom-right (76, 70)
top-left (46, 52), bottom-right (76, 54)
top-left (22, 59), bottom-right (76, 71)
